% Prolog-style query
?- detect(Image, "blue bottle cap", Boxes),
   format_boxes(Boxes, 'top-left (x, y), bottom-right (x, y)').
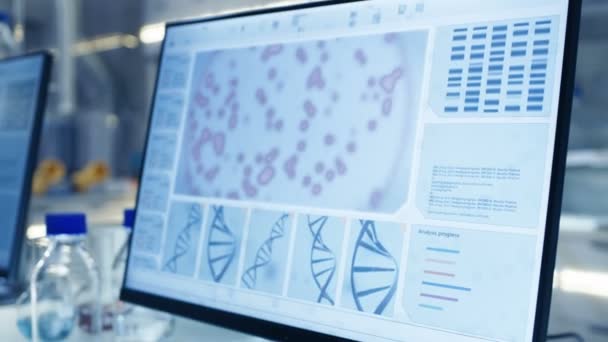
top-left (45, 213), bottom-right (87, 235)
top-left (0, 12), bottom-right (11, 26)
top-left (123, 209), bottom-right (135, 229)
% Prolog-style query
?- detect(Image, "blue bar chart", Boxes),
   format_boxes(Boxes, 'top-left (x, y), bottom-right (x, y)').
top-left (431, 16), bottom-right (558, 117)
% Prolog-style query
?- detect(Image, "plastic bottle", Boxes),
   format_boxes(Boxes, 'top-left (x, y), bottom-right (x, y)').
top-left (113, 209), bottom-right (175, 341)
top-left (0, 11), bottom-right (17, 57)
top-left (16, 213), bottom-right (101, 341)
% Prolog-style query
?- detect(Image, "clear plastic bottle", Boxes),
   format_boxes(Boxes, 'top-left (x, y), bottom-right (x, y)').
top-left (113, 209), bottom-right (175, 341)
top-left (16, 213), bottom-right (102, 341)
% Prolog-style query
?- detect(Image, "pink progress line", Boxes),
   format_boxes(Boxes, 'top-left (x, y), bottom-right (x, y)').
top-left (420, 293), bottom-right (458, 302)
top-left (425, 258), bottom-right (455, 265)
top-left (424, 270), bottom-right (455, 277)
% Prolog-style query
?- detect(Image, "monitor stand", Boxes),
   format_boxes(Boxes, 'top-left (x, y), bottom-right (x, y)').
top-left (0, 278), bottom-right (22, 305)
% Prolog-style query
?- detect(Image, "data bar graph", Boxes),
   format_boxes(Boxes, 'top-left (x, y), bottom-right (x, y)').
top-left (433, 16), bottom-right (558, 117)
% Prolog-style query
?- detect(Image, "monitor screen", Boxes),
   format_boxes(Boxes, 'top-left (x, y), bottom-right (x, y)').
top-left (124, 0), bottom-right (576, 340)
top-left (0, 53), bottom-right (50, 273)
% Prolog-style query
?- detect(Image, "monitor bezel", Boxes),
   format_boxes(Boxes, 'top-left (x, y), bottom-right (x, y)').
top-left (0, 51), bottom-right (52, 281)
top-left (121, 0), bottom-right (581, 340)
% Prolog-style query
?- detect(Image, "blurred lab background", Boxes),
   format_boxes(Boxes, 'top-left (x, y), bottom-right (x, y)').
top-left (0, 0), bottom-right (606, 341)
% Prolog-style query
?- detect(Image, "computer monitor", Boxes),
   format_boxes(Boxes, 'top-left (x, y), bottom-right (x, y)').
top-left (0, 52), bottom-right (51, 291)
top-left (122, 0), bottom-right (580, 340)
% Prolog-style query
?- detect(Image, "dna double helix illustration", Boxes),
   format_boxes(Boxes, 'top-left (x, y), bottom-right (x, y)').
top-left (163, 203), bottom-right (202, 273)
top-left (206, 205), bottom-right (237, 282)
top-left (242, 213), bottom-right (289, 289)
top-left (350, 220), bottom-right (398, 315)
top-left (307, 215), bottom-right (337, 305)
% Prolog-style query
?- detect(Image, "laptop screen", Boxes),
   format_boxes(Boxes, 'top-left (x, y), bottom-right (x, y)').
top-left (0, 53), bottom-right (49, 273)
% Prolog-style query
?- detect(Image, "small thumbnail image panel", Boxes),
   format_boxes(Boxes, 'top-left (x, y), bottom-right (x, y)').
top-left (161, 201), bottom-right (204, 277)
top-left (199, 205), bottom-right (247, 285)
top-left (341, 219), bottom-right (404, 317)
top-left (287, 215), bottom-right (346, 305)
top-left (132, 213), bottom-right (164, 255)
top-left (241, 210), bottom-right (292, 295)
top-left (175, 30), bottom-right (429, 213)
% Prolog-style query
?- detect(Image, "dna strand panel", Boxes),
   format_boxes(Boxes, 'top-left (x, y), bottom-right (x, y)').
top-left (287, 215), bottom-right (345, 305)
top-left (241, 210), bottom-right (292, 295)
top-left (161, 201), bottom-right (204, 276)
top-left (341, 220), bottom-right (403, 317)
top-left (199, 205), bottom-right (246, 285)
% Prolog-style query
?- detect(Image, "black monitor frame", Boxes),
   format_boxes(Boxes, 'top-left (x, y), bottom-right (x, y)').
top-left (121, 1), bottom-right (581, 340)
top-left (0, 51), bottom-right (52, 283)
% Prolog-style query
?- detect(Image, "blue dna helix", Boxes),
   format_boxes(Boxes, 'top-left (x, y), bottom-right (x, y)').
top-left (206, 205), bottom-right (237, 282)
top-left (163, 203), bottom-right (202, 273)
top-left (241, 213), bottom-right (289, 289)
top-left (350, 220), bottom-right (398, 315)
top-left (307, 215), bottom-right (337, 305)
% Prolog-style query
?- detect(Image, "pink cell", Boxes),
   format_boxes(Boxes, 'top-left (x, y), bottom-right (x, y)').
top-left (302, 175), bottom-right (311, 187)
top-left (231, 102), bottom-right (239, 114)
top-left (311, 183), bottom-right (322, 196)
top-left (382, 98), bottom-right (392, 116)
top-left (257, 165), bottom-right (275, 185)
top-left (368, 120), bottom-right (378, 132)
top-left (354, 49), bottom-right (367, 66)
top-left (228, 113), bottom-right (238, 130)
top-left (244, 165), bottom-right (252, 177)
top-left (384, 33), bottom-right (398, 44)
top-left (255, 88), bottom-right (267, 105)
top-left (205, 166), bottom-right (220, 182)
top-left (268, 68), bottom-right (277, 80)
top-left (369, 190), bottom-right (383, 208)
top-left (230, 78), bottom-right (238, 87)
top-left (227, 191), bottom-right (239, 200)
top-left (205, 73), bottom-right (215, 88)
top-left (307, 66), bottom-right (326, 90)
top-left (325, 170), bottom-right (335, 182)
top-left (195, 92), bottom-right (209, 108)
top-left (380, 67), bottom-right (403, 94)
top-left (201, 127), bottom-right (212, 142)
top-left (296, 140), bottom-right (306, 152)
top-left (321, 52), bottom-right (329, 63)
top-left (303, 100), bottom-right (317, 118)
top-left (265, 147), bottom-right (279, 163)
top-left (299, 119), bottom-right (310, 132)
top-left (212, 132), bottom-right (225, 155)
top-left (266, 108), bottom-right (275, 119)
top-left (224, 91), bottom-right (235, 105)
top-left (346, 141), bottom-right (357, 153)
top-left (274, 119), bottom-right (284, 132)
top-left (261, 44), bottom-right (284, 62)
top-left (315, 162), bottom-right (325, 174)
top-left (368, 77), bottom-right (376, 87)
top-left (335, 157), bottom-right (347, 175)
top-left (242, 179), bottom-right (258, 198)
top-left (324, 134), bottom-right (335, 146)
top-left (296, 47), bottom-right (307, 64)
top-left (237, 153), bottom-right (245, 163)
top-left (283, 155), bottom-right (298, 180)
top-left (331, 91), bottom-right (339, 102)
